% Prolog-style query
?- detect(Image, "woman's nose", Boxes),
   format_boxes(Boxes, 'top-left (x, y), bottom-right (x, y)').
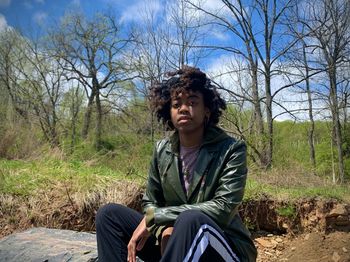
top-left (179, 103), bottom-right (189, 113)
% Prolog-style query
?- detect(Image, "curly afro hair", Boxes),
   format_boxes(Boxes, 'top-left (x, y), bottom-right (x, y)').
top-left (150, 66), bottom-right (226, 130)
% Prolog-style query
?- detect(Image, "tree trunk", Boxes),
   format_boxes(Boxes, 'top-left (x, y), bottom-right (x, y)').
top-left (303, 43), bottom-right (316, 171)
top-left (251, 62), bottom-right (267, 167)
top-left (265, 65), bottom-right (273, 169)
top-left (95, 89), bottom-right (102, 150)
top-left (50, 110), bottom-right (60, 147)
top-left (70, 86), bottom-right (80, 154)
top-left (329, 66), bottom-right (345, 183)
top-left (82, 89), bottom-right (96, 139)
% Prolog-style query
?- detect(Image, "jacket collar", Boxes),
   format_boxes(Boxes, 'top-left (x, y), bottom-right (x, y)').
top-left (167, 125), bottom-right (230, 154)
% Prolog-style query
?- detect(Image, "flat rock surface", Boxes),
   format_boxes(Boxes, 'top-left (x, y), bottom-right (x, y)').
top-left (0, 227), bottom-right (98, 262)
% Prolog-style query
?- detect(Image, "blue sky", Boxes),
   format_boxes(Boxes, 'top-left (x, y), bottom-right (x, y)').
top-left (0, 0), bottom-right (142, 31)
top-left (0, 0), bottom-right (233, 79)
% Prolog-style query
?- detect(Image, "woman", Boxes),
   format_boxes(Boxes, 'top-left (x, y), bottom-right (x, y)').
top-left (96, 66), bottom-right (257, 262)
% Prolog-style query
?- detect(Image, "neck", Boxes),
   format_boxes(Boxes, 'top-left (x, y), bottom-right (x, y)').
top-left (178, 127), bottom-right (204, 147)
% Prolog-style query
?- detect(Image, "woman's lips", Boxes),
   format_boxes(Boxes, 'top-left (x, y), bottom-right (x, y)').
top-left (178, 116), bottom-right (191, 123)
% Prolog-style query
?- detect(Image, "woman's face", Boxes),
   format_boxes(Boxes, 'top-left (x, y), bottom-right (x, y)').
top-left (170, 90), bottom-right (210, 134)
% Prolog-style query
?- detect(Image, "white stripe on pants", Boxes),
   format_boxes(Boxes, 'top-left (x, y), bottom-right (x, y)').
top-left (183, 224), bottom-right (240, 262)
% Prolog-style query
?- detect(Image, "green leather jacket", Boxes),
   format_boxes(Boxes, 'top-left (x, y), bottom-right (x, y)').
top-left (142, 126), bottom-right (257, 262)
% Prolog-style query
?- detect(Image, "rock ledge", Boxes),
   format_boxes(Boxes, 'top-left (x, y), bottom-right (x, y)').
top-left (0, 227), bottom-right (98, 262)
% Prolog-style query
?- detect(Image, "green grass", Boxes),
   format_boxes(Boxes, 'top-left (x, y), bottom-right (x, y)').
top-left (0, 158), bottom-right (144, 198)
top-left (244, 177), bottom-right (350, 202)
top-left (1, 157), bottom-right (349, 203)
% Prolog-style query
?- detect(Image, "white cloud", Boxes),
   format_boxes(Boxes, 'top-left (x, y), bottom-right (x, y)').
top-left (184, 0), bottom-right (232, 19)
top-left (201, 0), bottom-right (229, 12)
top-left (120, 0), bottom-right (161, 23)
top-left (210, 30), bottom-right (229, 41)
top-left (35, 0), bottom-right (45, 4)
top-left (0, 13), bottom-right (8, 31)
top-left (0, 0), bottom-right (10, 7)
top-left (206, 54), bottom-right (329, 121)
top-left (71, 0), bottom-right (80, 7)
top-left (33, 11), bottom-right (48, 26)
top-left (207, 54), bottom-right (241, 86)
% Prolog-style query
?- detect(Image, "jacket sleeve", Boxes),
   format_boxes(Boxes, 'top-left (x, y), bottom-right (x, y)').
top-left (142, 143), bottom-right (168, 241)
top-left (146, 140), bottom-right (247, 228)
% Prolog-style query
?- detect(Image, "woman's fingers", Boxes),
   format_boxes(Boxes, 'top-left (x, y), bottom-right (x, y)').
top-left (128, 217), bottom-right (150, 261)
top-left (161, 227), bottom-right (174, 255)
top-left (136, 235), bottom-right (149, 251)
top-left (127, 239), bottom-right (136, 262)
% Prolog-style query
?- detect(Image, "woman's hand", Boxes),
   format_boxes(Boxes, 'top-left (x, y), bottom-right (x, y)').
top-left (161, 227), bottom-right (174, 255)
top-left (127, 217), bottom-right (150, 262)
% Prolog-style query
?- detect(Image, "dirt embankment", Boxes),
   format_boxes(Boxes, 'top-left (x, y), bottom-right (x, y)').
top-left (0, 182), bottom-right (349, 262)
top-left (241, 196), bottom-right (350, 261)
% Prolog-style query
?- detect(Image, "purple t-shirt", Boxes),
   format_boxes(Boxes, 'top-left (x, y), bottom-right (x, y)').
top-left (179, 144), bottom-right (200, 194)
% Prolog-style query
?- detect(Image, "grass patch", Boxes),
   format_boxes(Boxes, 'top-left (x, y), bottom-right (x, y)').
top-left (0, 158), bottom-right (145, 198)
top-left (1, 150), bottom-right (349, 202)
top-left (244, 176), bottom-right (350, 202)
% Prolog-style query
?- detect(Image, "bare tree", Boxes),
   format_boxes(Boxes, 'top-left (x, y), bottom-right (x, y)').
top-left (127, 0), bottom-right (208, 141)
top-left (284, 22), bottom-right (319, 171)
top-left (187, 0), bottom-right (298, 168)
top-left (165, 0), bottom-right (208, 69)
top-left (18, 39), bottom-right (65, 147)
top-left (0, 29), bottom-right (30, 120)
top-left (0, 28), bottom-right (65, 147)
top-left (50, 12), bottom-right (133, 149)
top-left (297, 0), bottom-right (350, 182)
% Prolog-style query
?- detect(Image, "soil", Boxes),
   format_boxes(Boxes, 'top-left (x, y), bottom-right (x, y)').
top-left (254, 231), bottom-right (350, 262)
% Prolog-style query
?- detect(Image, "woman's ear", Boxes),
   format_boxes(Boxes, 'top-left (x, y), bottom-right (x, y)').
top-left (205, 108), bottom-right (211, 118)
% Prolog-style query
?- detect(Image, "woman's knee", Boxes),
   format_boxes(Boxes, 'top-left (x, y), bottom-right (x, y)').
top-left (95, 203), bottom-right (124, 227)
top-left (175, 209), bottom-right (210, 226)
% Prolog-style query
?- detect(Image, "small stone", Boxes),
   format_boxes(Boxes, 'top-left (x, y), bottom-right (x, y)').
top-left (332, 251), bottom-right (341, 262)
top-left (267, 234), bottom-right (274, 237)
top-left (291, 246), bottom-right (296, 251)
top-left (264, 251), bottom-right (274, 256)
top-left (282, 223), bottom-right (289, 229)
top-left (271, 239), bottom-right (278, 245)
top-left (328, 205), bottom-right (348, 218)
top-left (255, 238), bottom-right (274, 248)
top-left (275, 237), bottom-right (283, 243)
top-left (343, 247), bottom-right (348, 253)
top-left (304, 233), bottom-right (310, 240)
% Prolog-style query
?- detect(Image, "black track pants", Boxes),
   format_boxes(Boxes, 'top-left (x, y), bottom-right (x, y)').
top-left (96, 203), bottom-right (161, 262)
top-left (96, 204), bottom-right (240, 262)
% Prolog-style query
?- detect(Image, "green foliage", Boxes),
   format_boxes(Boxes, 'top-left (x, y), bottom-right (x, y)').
top-left (276, 204), bottom-right (296, 218)
top-left (271, 120), bottom-right (349, 180)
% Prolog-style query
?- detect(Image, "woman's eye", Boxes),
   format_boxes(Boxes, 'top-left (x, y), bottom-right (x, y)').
top-left (172, 103), bottom-right (180, 108)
